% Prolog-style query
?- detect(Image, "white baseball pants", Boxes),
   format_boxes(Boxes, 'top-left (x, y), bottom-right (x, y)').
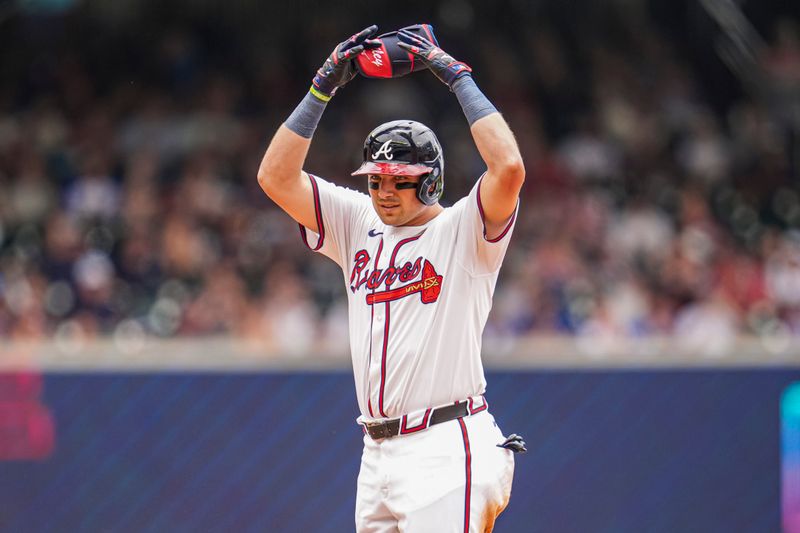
top-left (355, 410), bottom-right (515, 532)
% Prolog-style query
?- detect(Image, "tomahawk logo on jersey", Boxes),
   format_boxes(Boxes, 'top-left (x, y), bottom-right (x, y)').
top-left (364, 259), bottom-right (442, 305)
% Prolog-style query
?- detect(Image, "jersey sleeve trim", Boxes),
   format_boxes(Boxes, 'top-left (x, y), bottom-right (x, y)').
top-left (297, 174), bottom-right (325, 251)
top-left (476, 176), bottom-right (517, 243)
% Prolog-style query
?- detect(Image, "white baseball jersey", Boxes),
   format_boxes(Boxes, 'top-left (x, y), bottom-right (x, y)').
top-left (299, 173), bottom-right (518, 422)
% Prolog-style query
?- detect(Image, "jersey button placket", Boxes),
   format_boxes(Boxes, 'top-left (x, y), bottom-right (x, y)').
top-left (368, 320), bottom-right (384, 416)
top-left (368, 238), bottom-right (387, 418)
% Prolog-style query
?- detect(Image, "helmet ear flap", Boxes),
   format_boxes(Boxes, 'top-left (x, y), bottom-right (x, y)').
top-left (416, 170), bottom-right (444, 206)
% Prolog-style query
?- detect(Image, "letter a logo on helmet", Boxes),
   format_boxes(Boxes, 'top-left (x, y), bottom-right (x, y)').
top-left (352, 120), bottom-right (444, 206)
top-left (373, 140), bottom-right (394, 160)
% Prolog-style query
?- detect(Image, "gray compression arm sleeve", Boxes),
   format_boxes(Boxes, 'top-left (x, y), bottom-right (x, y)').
top-left (452, 76), bottom-right (498, 126)
top-left (284, 92), bottom-right (328, 139)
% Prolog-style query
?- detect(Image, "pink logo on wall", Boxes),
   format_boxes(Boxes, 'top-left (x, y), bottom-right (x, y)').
top-left (0, 373), bottom-right (55, 461)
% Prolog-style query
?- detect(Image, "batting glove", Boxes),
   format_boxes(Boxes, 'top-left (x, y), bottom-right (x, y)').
top-left (497, 433), bottom-right (527, 454)
top-left (311, 25), bottom-right (381, 101)
top-left (396, 30), bottom-right (472, 89)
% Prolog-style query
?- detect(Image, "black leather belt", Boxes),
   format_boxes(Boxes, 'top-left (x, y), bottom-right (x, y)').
top-left (364, 401), bottom-right (469, 440)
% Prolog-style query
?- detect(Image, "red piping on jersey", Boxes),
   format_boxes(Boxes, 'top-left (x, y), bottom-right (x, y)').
top-left (367, 238), bottom-right (384, 418)
top-left (476, 177), bottom-right (516, 243)
top-left (400, 408), bottom-right (432, 434)
top-left (459, 418), bottom-right (473, 533)
top-left (378, 233), bottom-right (423, 418)
top-left (298, 174), bottom-right (326, 251)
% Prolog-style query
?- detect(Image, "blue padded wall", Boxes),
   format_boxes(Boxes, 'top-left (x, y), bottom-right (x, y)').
top-left (0, 369), bottom-right (797, 532)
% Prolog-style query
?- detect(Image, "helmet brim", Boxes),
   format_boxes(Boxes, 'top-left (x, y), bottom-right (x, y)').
top-left (351, 162), bottom-right (432, 177)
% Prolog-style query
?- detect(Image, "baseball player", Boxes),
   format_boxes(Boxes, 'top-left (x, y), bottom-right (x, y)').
top-left (257, 25), bottom-right (526, 532)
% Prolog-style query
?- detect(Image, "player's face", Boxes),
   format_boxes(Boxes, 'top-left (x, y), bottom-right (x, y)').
top-left (368, 174), bottom-right (437, 226)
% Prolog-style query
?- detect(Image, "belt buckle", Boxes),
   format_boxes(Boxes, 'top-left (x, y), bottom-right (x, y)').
top-left (366, 420), bottom-right (392, 439)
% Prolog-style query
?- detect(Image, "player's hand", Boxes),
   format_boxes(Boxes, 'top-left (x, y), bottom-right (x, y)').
top-left (396, 30), bottom-right (472, 89)
top-left (496, 433), bottom-right (527, 453)
top-left (312, 25), bottom-right (381, 101)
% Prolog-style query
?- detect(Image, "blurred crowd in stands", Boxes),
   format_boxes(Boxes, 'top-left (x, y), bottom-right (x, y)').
top-left (0, 1), bottom-right (799, 353)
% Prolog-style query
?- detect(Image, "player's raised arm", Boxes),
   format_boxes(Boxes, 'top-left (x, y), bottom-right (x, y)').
top-left (257, 25), bottom-right (380, 232)
top-left (398, 31), bottom-right (525, 239)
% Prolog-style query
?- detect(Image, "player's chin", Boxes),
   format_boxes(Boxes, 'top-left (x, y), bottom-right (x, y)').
top-left (375, 205), bottom-right (403, 224)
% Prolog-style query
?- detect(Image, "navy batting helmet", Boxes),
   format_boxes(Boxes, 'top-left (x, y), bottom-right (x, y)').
top-left (351, 120), bottom-right (444, 206)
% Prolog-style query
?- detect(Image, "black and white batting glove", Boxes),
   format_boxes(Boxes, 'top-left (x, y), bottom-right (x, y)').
top-left (497, 433), bottom-right (527, 454)
top-left (311, 25), bottom-right (381, 101)
top-left (396, 30), bottom-right (472, 90)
